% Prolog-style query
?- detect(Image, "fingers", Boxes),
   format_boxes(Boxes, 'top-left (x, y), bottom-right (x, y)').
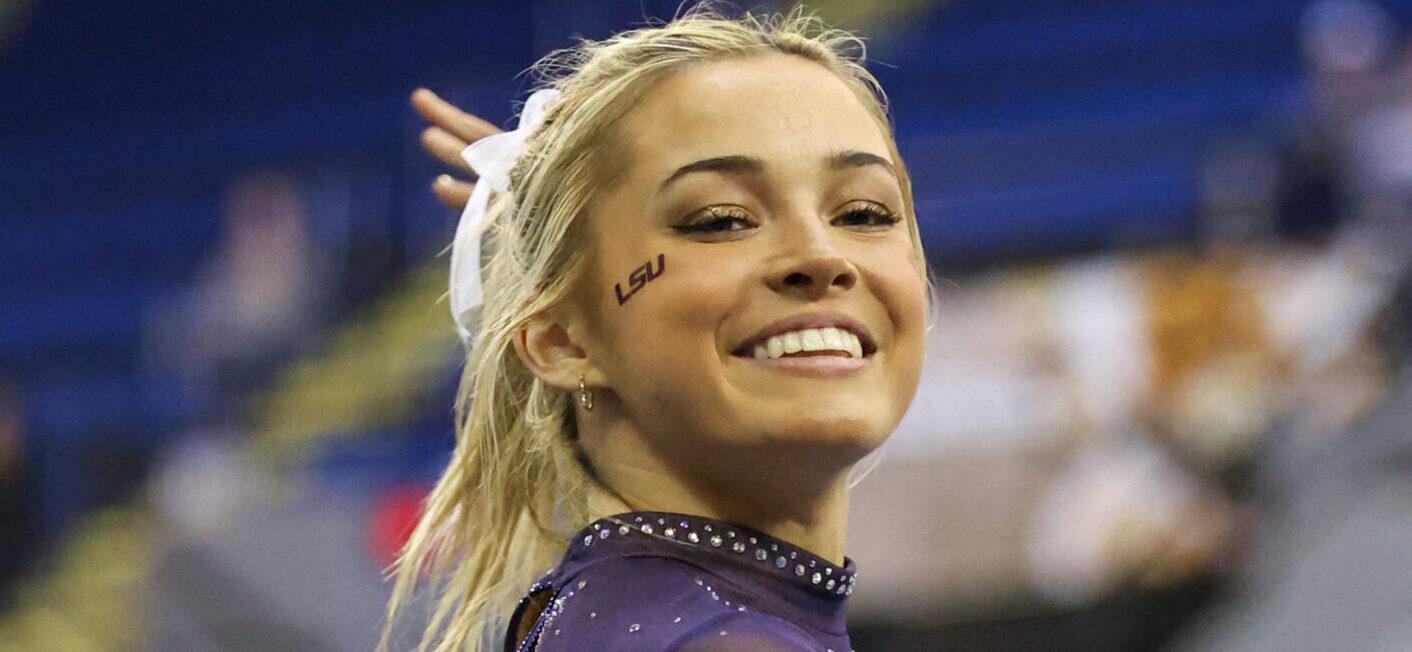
top-left (411, 88), bottom-right (497, 212)
top-left (411, 87), bottom-right (501, 144)
top-left (421, 126), bottom-right (473, 173)
top-left (433, 175), bottom-right (473, 212)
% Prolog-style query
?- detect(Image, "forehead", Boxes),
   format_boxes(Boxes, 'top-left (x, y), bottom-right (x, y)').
top-left (614, 54), bottom-right (891, 172)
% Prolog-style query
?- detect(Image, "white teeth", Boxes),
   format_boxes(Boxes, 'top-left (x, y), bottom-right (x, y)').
top-left (753, 328), bottom-right (864, 360)
top-left (847, 332), bottom-right (863, 358)
top-left (781, 332), bottom-right (803, 354)
top-left (766, 336), bottom-right (784, 359)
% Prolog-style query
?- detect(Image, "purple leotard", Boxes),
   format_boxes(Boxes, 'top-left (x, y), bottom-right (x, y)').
top-left (506, 511), bottom-right (856, 652)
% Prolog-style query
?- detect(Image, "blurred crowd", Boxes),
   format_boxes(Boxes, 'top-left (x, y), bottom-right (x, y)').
top-left (2, 1), bottom-right (1412, 650)
top-left (851, 3), bottom-right (1412, 648)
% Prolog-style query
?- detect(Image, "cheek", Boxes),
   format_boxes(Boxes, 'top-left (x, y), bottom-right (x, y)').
top-left (864, 241), bottom-right (928, 331)
top-left (861, 243), bottom-right (928, 393)
top-left (596, 249), bottom-right (743, 375)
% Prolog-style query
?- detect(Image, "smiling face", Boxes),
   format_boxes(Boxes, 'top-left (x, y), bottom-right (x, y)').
top-left (573, 53), bottom-right (927, 477)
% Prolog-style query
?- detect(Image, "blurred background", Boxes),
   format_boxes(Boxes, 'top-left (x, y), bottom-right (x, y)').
top-left (2, 0), bottom-right (1411, 650)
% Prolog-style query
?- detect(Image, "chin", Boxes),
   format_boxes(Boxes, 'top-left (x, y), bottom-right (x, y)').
top-left (753, 410), bottom-right (893, 459)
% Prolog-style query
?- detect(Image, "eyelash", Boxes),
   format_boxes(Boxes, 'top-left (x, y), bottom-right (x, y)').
top-left (835, 204), bottom-right (901, 228)
top-left (674, 203), bottom-right (900, 234)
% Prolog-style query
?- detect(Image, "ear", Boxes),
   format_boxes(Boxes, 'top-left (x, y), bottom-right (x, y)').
top-left (512, 305), bottom-right (595, 391)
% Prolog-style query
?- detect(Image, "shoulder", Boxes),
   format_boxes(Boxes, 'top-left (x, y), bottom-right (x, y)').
top-left (530, 556), bottom-right (807, 651)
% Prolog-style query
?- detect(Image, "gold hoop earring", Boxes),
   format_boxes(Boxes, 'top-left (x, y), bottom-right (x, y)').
top-left (577, 375), bottom-right (594, 411)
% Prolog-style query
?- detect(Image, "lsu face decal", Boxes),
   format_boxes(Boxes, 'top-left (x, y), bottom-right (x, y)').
top-left (615, 253), bottom-right (665, 305)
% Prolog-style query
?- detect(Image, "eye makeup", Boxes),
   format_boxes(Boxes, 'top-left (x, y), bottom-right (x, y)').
top-left (670, 201), bottom-right (900, 236)
top-left (831, 201), bottom-right (899, 229)
top-left (672, 207), bottom-right (755, 234)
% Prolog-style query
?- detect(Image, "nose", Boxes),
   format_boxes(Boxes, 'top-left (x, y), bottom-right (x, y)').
top-left (766, 220), bottom-right (858, 299)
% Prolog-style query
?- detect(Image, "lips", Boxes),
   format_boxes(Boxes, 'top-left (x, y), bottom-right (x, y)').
top-left (730, 312), bottom-right (877, 358)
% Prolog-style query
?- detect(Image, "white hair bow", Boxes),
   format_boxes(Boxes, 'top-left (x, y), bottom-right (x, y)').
top-left (449, 88), bottom-right (561, 346)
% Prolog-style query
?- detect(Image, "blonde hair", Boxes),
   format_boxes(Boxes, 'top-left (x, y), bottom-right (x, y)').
top-left (380, 4), bottom-right (934, 651)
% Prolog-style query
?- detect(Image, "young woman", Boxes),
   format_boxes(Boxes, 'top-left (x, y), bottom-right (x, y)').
top-left (385, 6), bottom-right (936, 651)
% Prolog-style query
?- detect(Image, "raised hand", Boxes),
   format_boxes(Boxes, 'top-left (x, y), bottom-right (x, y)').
top-left (410, 87), bottom-right (503, 211)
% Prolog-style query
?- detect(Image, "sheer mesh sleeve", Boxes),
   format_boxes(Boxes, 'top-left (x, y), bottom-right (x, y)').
top-left (670, 611), bottom-right (822, 652)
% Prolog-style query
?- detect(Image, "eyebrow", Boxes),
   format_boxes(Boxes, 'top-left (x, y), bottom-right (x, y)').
top-left (656, 150), bottom-right (897, 195)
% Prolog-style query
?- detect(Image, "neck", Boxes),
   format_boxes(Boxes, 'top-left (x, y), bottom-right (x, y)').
top-left (582, 419), bottom-right (855, 565)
